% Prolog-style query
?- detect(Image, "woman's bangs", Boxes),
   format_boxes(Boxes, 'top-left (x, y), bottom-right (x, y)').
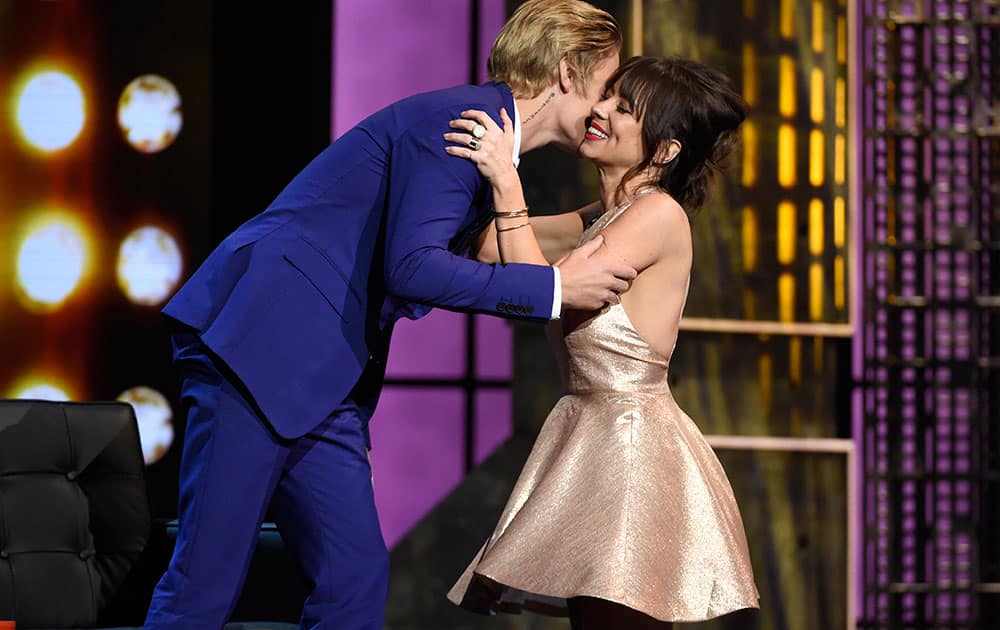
top-left (615, 65), bottom-right (656, 120)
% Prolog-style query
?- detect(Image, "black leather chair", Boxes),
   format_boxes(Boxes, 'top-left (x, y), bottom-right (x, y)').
top-left (0, 399), bottom-right (150, 628)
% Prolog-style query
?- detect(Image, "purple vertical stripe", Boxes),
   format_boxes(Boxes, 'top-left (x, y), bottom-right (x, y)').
top-left (852, 0), bottom-right (865, 616)
top-left (477, 0), bottom-right (507, 83)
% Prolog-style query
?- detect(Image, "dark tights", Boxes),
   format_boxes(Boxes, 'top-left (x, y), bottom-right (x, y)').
top-left (567, 596), bottom-right (674, 630)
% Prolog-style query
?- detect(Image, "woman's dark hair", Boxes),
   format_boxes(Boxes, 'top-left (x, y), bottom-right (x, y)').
top-left (608, 56), bottom-right (748, 212)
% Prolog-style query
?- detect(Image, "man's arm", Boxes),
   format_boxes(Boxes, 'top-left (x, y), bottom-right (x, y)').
top-left (382, 109), bottom-right (555, 320)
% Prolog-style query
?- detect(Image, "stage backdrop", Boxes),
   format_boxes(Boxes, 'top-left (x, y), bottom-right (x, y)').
top-left (1, 1), bottom-right (861, 627)
top-left (0, 0), bottom-right (332, 518)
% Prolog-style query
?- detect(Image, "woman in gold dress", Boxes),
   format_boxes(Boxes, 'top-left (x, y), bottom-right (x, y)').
top-left (443, 56), bottom-right (759, 628)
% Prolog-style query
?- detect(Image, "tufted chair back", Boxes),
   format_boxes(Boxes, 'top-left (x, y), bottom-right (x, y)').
top-left (0, 399), bottom-right (150, 628)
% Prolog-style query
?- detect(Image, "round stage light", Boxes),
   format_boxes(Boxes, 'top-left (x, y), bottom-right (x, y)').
top-left (11, 382), bottom-right (71, 401)
top-left (15, 70), bottom-right (86, 152)
top-left (16, 218), bottom-right (87, 311)
top-left (116, 226), bottom-right (183, 306)
top-left (117, 386), bottom-right (175, 465)
top-left (117, 74), bottom-right (182, 153)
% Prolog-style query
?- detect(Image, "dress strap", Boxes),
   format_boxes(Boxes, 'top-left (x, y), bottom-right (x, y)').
top-left (578, 187), bottom-right (663, 246)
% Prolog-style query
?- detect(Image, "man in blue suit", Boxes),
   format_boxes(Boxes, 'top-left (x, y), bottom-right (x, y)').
top-left (145, 1), bottom-right (630, 628)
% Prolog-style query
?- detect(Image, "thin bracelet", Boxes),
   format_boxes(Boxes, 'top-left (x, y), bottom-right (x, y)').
top-left (494, 207), bottom-right (529, 219)
top-left (497, 222), bottom-right (530, 233)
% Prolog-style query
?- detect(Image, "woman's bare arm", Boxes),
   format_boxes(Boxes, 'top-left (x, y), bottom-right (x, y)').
top-left (446, 107), bottom-right (571, 267)
top-left (473, 205), bottom-right (594, 264)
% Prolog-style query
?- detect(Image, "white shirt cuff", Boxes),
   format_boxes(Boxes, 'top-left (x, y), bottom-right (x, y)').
top-left (550, 267), bottom-right (562, 319)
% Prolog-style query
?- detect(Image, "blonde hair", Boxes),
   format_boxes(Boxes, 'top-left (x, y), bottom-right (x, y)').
top-left (488, 0), bottom-right (622, 98)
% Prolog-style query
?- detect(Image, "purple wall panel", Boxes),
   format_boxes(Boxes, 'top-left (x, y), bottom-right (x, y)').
top-left (369, 387), bottom-right (465, 547)
top-left (332, 0), bottom-right (471, 138)
top-left (474, 314), bottom-right (512, 379)
top-left (386, 310), bottom-right (467, 379)
top-left (332, 0), bottom-right (513, 548)
top-left (474, 389), bottom-right (513, 465)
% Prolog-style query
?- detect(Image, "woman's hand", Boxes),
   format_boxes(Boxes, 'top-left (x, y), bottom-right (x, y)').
top-left (444, 108), bottom-right (519, 191)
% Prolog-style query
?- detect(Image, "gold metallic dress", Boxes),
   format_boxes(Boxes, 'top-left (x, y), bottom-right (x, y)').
top-left (448, 201), bottom-right (760, 623)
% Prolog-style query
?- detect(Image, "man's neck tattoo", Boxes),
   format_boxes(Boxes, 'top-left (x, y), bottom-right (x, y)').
top-left (523, 91), bottom-right (556, 124)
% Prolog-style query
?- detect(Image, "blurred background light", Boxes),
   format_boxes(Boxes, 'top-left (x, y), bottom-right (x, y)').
top-left (117, 74), bottom-right (182, 153)
top-left (117, 386), bottom-right (175, 465)
top-left (9, 378), bottom-right (72, 401)
top-left (15, 215), bottom-right (90, 312)
top-left (116, 226), bottom-right (183, 306)
top-left (15, 70), bottom-right (86, 152)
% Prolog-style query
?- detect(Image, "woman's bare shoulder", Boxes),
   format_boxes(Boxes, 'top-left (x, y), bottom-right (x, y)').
top-left (631, 189), bottom-right (689, 229)
top-left (597, 189), bottom-right (691, 272)
top-left (611, 190), bottom-right (691, 253)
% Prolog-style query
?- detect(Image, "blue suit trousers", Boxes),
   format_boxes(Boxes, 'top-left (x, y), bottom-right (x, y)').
top-left (144, 329), bottom-right (389, 629)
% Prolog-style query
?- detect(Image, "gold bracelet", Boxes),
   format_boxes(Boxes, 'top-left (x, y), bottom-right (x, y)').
top-left (494, 207), bottom-right (529, 219)
top-left (497, 222), bottom-right (530, 233)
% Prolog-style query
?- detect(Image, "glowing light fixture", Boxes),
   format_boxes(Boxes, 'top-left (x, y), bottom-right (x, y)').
top-left (16, 217), bottom-right (88, 312)
top-left (117, 386), bottom-right (175, 465)
top-left (15, 70), bottom-right (86, 152)
top-left (777, 201), bottom-right (797, 264)
top-left (10, 379), bottom-right (71, 401)
top-left (117, 74), bottom-right (182, 153)
top-left (116, 226), bottom-right (183, 306)
top-left (779, 272), bottom-right (795, 322)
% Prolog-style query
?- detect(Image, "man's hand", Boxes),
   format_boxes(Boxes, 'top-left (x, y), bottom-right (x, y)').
top-left (556, 235), bottom-right (637, 311)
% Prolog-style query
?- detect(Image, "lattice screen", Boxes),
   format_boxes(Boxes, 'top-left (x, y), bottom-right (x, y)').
top-left (860, 0), bottom-right (999, 627)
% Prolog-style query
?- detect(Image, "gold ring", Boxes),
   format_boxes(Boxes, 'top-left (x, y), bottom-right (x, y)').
top-left (468, 138), bottom-right (482, 150)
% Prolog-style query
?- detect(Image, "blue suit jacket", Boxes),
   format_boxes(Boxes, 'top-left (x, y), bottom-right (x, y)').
top-left (163, 82), bottom-right (553, 439)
